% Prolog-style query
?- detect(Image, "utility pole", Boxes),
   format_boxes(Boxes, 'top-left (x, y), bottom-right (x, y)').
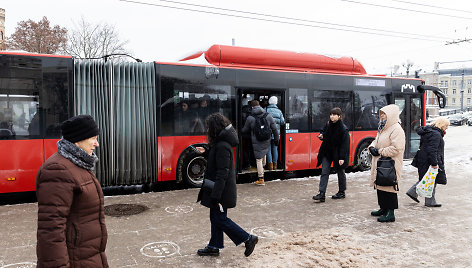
top-left (461, 70), bottom-right (465, 111)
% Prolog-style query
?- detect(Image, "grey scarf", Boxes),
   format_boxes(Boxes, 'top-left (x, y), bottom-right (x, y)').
top-left (378, 120), bottom-right (386, 133)
top-left (57, 138), bottom-right (98, 170)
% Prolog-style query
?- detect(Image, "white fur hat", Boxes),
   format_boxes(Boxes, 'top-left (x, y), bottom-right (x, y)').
top-left (269, 96), bottom-right (278, 105)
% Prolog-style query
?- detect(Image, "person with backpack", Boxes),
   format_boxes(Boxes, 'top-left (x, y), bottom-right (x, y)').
top-left (312, 107), bottom-right (350, 202)
top-left (265, 96), bottom-right (285, 170)
top-left (242, 100), bottom-right (279, 186)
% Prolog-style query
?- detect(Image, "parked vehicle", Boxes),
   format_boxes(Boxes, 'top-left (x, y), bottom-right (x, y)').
top-left (448, 114), bottom-right (468, 126)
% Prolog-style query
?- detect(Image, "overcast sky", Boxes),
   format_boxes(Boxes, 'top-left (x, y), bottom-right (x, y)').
top-left (2, 0), bottom-right (472, 74)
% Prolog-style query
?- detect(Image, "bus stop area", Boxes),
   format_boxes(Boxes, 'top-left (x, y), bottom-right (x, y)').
top-left (1, 126), bottom-right (472, 268)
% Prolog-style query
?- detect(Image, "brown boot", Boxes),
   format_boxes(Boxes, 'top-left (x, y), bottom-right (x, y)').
top-left (255, 178), bottom-right (265, 186)
top-left (272, 162), bottom-right (277, 170)
top-left (267, 162), bottom-right (273, 170)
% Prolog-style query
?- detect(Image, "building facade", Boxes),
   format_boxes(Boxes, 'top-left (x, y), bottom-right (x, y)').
top-left (0, 8), bottom-right (5, 50)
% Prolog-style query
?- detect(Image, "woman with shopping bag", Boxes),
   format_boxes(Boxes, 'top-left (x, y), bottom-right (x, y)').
top-left (406, 117), bottom-right (450, 207)
top-left (368, 104), bottom-right (405, 222)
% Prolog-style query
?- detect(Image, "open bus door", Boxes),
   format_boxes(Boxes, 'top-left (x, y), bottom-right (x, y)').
top-left (237, 89), bottom-right (285, 174)
top-left (394, 85), bottom-right (446, 159)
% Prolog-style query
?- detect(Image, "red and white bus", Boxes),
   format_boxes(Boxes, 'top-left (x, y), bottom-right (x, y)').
top-left (0, 45), bottom-right (445, 194)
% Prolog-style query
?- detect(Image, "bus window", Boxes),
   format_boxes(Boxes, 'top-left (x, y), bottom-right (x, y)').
top-left (312, 90), bottom-right (352, 131)
top-left (353, 91), bottom-right (388, 130)
top-left (286, 88), bottom-right (309, 132)
top-left (42, 58), bottom-right (70, 138)
top-left (161, 82), bottom-right (233, 136)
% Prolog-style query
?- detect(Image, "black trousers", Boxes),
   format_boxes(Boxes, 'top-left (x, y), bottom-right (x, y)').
top-left (377, 189), bottom-right (398, 210)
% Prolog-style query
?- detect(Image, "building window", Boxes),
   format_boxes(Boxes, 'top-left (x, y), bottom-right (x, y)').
top-left (453, 80), bottom-right (457, 86)
top-left (440, 81), bottom-right (444, 87)
top-left (468, 98), bottom-right (471, 105)
top-left (452, 98), bottom-right (456, 104)
top-left (468, 79), bottom-right (472, 85)
top-left (445, 81), bottom-right (449, 87)
top-left (444, 89), bottom-right (448, 95)
top-left (468, 88), bottom-right (471, 94)
top-left (453, 89), bottom-right (456, 94)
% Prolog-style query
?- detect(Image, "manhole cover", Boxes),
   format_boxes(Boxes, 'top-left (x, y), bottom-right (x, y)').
top-left (104, 204), bottom-right (148, 217)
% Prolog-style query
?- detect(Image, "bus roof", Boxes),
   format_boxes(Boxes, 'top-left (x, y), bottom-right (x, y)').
top-left (0, 51), bottom-right (72, 58)
top-left (179, 44), bottom-right (367, 75)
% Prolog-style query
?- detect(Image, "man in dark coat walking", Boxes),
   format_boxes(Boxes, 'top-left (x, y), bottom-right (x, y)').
top-left (313, 107), bottom-right (350, 202)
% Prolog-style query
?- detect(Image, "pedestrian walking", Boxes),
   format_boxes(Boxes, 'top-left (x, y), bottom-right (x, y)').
top-left (312, 107), bottom-right (350, 202)
top-left (406, 117), bottom-right (450, 207)
top-left (196, 113), bottom-right (258, 257)
top-left (368, 104), bottom-right (405, 222)
top-left (265, 96), bottom-right (285, 170)
top-left (36, 115), bottom-right (108, 267)
top-left (242, 100), bottom-right (279, 185)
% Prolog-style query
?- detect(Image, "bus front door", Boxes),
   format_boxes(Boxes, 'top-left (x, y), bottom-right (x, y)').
top-left (394, 95), bottom-right (423, 158)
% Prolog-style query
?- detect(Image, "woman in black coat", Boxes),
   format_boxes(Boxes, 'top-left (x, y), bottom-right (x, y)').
top-left (196, 113), bottom-right (258, 257)
top-left (313, 107), bottom-right (350, 202)
top-left (406, 117), bottom-right (450, 207)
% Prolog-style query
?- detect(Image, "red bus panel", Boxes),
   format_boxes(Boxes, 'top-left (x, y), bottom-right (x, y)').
top-left (0, 140), bottom-right (43, 193)
top-left (160, 136), bottom-right (207, 181)
top-left (285, 133), bottom-right (311, 171)
top-left (309, 133), bottom-right (324, 169)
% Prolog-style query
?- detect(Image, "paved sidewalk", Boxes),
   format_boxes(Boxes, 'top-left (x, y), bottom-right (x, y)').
top-left (1, 126), bottom-right (472, 267)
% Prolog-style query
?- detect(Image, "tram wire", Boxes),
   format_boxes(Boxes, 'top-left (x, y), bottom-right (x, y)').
top-left (120, 0), bottom-right (450, 42)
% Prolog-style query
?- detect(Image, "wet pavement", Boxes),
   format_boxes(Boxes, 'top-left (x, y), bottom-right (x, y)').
top-left (1, 126), bottom-right (472, 268)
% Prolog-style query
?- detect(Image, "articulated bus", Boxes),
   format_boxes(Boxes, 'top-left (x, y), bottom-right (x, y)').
top-left (0, 45), bottom-right (446, 194)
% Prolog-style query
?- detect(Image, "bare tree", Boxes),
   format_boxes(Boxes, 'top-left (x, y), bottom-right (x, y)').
top-left (7, 16), bottom-right (67, 54)
top-left (66, 18), bottom-right (131, 60)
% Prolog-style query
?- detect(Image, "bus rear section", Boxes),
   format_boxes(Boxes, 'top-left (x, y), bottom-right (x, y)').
top-left (0, 53), bottom-right (73, 194)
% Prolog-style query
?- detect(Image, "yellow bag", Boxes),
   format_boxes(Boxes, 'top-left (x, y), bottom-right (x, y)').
top-left (416, 166), bottom-right (438, 198)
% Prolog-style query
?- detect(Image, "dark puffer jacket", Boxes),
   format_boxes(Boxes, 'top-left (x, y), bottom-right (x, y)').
top-left (36, 153), bottom-right (108, 268)
top-left (197, 125), bottom-right (239, 209)
top-left (415, 125), bottom-right (446, 184)
top-left (241, 106), bottom-right (279, 159)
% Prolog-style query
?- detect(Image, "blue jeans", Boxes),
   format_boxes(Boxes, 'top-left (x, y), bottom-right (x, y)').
top-left (266, 141), bottom-right (278, 163)
top-left (208, 207), bottom-right (250, 249)
top-left (318, 157), bottom-right (346, 193)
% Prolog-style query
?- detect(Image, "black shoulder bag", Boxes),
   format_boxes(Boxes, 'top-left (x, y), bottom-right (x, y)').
top-left (375, 157), bottom-right (399, 190)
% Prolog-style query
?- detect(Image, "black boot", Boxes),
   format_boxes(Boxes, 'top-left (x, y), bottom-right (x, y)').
top-left (197, 246), bottom-right (220, 256)
top-left (377, 209), bottom-right (395, 222)
top-left (312, 192), bottom-right (325, 202)
top-left (332, 191), bottom-right (345, 199)
top-left (370, 208), bottom-right (387, 217)
top-left (244, 235), bottom-right (258, 257)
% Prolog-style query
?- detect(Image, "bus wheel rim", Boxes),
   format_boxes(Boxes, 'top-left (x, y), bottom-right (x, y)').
top-left (186, 156), bottom-right (206, 184)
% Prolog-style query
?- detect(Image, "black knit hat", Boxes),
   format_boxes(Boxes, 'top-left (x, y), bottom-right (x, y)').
top-left (61, 115), bottom-right (99, 143)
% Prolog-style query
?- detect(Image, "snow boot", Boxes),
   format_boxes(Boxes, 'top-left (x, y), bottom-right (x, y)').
top-left (377, 209), bottom-right (395, 222)
top-left (370, 208), bottom-right (387, 217)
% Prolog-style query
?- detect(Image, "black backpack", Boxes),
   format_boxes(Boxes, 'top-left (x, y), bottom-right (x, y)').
top-left (253, 112), bottom-right (272, 141)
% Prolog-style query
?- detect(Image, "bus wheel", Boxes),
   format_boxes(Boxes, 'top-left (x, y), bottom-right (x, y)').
top-left (356, 142), bottom-right (372, 171)
top-left (182, 153), bottom-right (207, 188)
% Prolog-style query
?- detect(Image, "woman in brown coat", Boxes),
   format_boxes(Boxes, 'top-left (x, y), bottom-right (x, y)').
top-left (36, 115), bottom-right (108, 268)
top-left (368, 105), bottom-right (405, 222)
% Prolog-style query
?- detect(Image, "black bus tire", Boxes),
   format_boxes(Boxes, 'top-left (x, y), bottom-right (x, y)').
top-left (182, 152), bottom-right (207, 188)
top-left (356, 141), bottom-right (372, 171)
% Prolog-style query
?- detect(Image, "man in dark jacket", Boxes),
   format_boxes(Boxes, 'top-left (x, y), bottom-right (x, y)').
top-left (36, 115), bottom-right (108, 268)
top-left (406, 117), bottom-right (449, 207)
top-left (241, 100), bottom-right (279, 186)
top-left (197, 113), bottom-right (258, 257)
top-left (313, 107), bottom-right (350, 202)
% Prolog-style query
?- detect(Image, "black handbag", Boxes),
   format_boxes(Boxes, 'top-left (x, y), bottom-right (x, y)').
top-left (411, 149), bottom-right (420, 167)
top-left (201, 178), bottom-right (215, 191)
top-left (375, 157), bottom-right (399, 190)
top-left (436, 169), bottom-right (447, 185)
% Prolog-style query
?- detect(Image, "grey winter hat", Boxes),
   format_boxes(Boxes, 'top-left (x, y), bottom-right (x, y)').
top-left (61, 115), bottom-right (99, 143)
